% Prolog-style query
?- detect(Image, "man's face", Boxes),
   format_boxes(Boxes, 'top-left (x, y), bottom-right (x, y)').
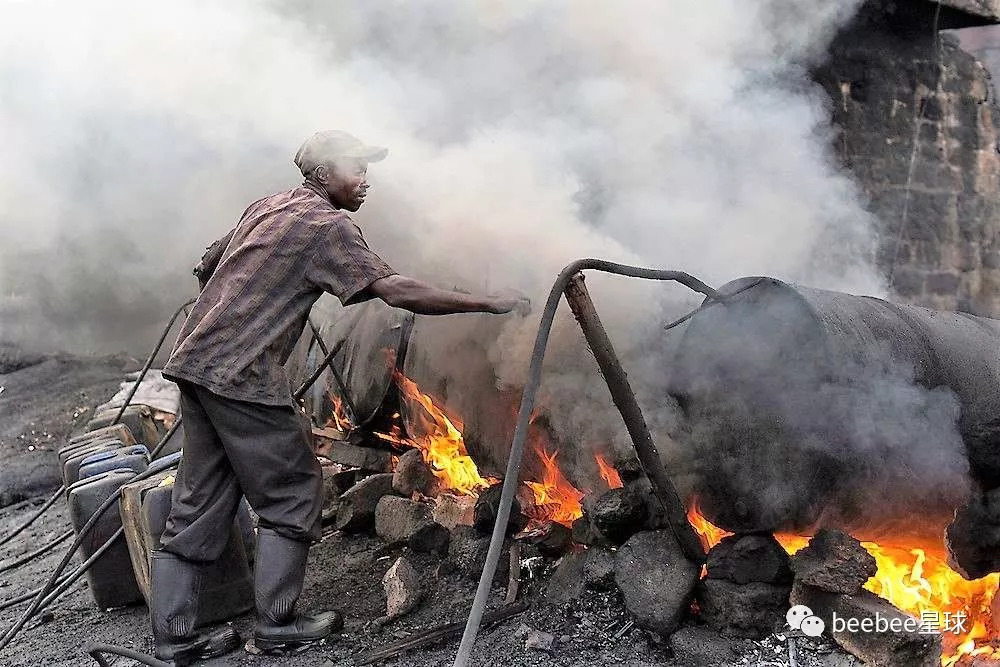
top-left (320, 159), bottom-right (369, 212)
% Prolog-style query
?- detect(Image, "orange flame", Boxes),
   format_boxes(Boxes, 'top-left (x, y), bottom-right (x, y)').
top-left (595, 453), bottom-right (624, 490)
top-left (524, 446), bottom-right (585, 526)
top-left (326, 390), bottom-right (353, 432)
top-left (686, 506), bottom-right (1000, 665)
top-left (392, 370), bottom-right (492, 496)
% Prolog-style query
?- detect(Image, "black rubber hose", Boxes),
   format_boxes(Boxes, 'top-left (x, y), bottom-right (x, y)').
top-left (0, 297), bottom-right (192, 550)
top-left (0, 490), bottom-right (62, 548)
top-left (85, 643), bottom-right (171, 667)
top-left (0, 529), bottom-right (73, 574)
top-left (452, 259), bottom-right (717, 667)
top-left (111, 298), bottom-right (195, 426)
top-left (147, 417), bottom-right (182, 460)
top-left (0, 525), bottom-right (124, 613)
top-left (0, 455), bottom-right (179, 652)
top-left (35, 527), bottom-right (125, 610)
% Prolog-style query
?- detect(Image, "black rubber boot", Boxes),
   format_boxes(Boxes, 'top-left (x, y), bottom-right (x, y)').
top-left (149, 550), bottom-right (240, 666)
top-left (252, 528), bottom-right (342, 652)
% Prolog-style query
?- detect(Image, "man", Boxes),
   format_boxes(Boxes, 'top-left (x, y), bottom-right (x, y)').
top-left (152, 130), bottom-right (527, 664)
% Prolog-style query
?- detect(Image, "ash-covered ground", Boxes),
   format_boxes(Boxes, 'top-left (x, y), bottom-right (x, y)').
top-left (0, 347), bottom-right (858, 667)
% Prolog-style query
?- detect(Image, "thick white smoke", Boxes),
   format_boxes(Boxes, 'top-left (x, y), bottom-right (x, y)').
top-left (1, 0), bottom-right (876, 353)
top-left (1, 0), bottom-right (902, 500)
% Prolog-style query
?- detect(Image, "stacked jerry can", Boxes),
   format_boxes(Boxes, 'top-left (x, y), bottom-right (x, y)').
top-left (119, 472), bottom-right (254, 624)
top-left (55, 404), bottom-right (254, 623)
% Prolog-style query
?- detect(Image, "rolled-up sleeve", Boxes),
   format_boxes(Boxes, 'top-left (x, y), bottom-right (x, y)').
top-left (306, 215), bottom-right (397, 305)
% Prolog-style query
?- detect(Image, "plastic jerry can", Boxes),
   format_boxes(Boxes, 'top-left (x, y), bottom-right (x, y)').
top-left (119, 473), bottom-right (253, 625)
top-left (152, 419), bottom-right (184, 460)
top-left (67, 423), bottom-right (136, 448)
top-left (87, 405), bottom-right (160, 450)
top-left (59, 437), bottom-right (123, 466)
top-left (62, 440), bottom-right (128, 488)
top-left (67, 469), bottom-right (144, 609)
top-left (78, 446), bottom-right (149, 482)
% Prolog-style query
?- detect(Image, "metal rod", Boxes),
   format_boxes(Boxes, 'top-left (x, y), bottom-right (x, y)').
top-left (453, 259), bottom-right (718, 667)
top-left (304, 319), bottom-right (355, 420)
top-left (563, 273), bottom-right (704, 563)
top-left (112, 298), bottom-right (195, 427)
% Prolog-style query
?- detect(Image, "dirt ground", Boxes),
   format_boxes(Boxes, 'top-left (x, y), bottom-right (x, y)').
top-left (0, 347), bottom-right (857, 667)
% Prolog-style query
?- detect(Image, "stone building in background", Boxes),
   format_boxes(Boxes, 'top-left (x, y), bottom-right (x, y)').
top-left (816, 0), bottom-right (1000, 314)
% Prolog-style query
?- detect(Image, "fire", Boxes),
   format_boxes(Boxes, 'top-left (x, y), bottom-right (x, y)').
top-left (326, 390), bottom-right (353, 432)
top-left (595, 453), bottom-right (624, 489)
top-left (687, 506), bottom-right (1000, 666)
top-left (524, 446), bottom-right (585, 526)
top-left (381, 370), bottom-right (624, 526)
top-left (392, 370), bottom-right (492, 496)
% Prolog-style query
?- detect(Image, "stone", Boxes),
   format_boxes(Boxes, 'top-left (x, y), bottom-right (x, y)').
top-left (524, 628), bottom-right (555, 652)
top-left (431, 493), bottom-right (476, 530)
top-left (790, 529), bottom-right (877, 594)
top-left (706, 533), bottom-right (792, 585)
top-left (524, 521), bottom-right (572, 558)
top-left (583, 547), bottom-right (616, 590)
top-left (334, 473), bottom-right (397, 533)
top-left (382, 556), bottom-right (424, 619)
top-left (570, 516), bottom-right (610, 547)
top-left (669, 626), bottom-right (739, 666)
top-left (374, 495), bottom-right (449, 555)
top-left (697, 579), bottom-right (790, 639)
top-left (473, 483), bottom-right (528, 536)
top-left (544, 551), bottom-right (585, 603)
top-left (446, 525), bottom-right (509, 581)
top-left (614, 530), bottom-right (700, 636)
top-left (392, 448), bottom-right (439, 497)
top-left (791, 581), bottom-right (942, 667)
top-left (946, 488), bottom-right (1000, 578)
top-left (586, 487), bottom-right (649, 545)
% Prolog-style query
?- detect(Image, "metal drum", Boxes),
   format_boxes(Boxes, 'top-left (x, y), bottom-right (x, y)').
top-left (667, 277), bottom-right (1000, 534)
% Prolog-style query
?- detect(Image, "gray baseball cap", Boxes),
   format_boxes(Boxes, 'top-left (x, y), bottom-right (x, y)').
top-left (294, 130), bottom-right (388, 175)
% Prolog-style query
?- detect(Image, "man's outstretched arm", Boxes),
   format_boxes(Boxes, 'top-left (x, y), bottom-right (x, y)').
top-left (369, 275), bottom-right (527, 315)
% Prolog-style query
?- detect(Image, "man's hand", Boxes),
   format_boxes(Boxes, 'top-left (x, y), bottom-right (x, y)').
top-left (487, 288), bottom-right (531, 316)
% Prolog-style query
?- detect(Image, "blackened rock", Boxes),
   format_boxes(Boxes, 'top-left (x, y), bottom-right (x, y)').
top-left (669, 626), bottom-right (739, 666)
top-left (392, 448), bottom-right (439, 497)
top-left (446, 526), bottom-right (509, 581)
top-left (588, 487), bottom-right (649, 545)
top-left (473, 483), bottom-right (528, 535)
top-left (946, 489), bottom-right (1000, 579)
top-left (583, 547), bottom-right (615, 590)
top-left (544, 551), bottom-right (586, 603)
top-left (525, 522), bottom-right (572, 558)
top-left (614, 530), bottom-right (699, 636)
top-left (374, 496), bottom-right (449, 555)
top-left (570, 516), bottom-right (610, 547)
top-left (697, 579), bottom-right (790, 638)
top-left (790, 529), bottom-right (877, 594)
top-left (335, 473), bottom-right (397, 533)
top-left (706, 533), bottom-right (792, 585)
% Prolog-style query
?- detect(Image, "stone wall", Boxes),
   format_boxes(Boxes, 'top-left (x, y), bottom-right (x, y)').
top-left (815, 1), bottom-right (1000, 315)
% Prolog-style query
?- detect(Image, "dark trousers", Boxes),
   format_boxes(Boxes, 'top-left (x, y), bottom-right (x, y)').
top-left (160, 380), bottom-right (322, 562)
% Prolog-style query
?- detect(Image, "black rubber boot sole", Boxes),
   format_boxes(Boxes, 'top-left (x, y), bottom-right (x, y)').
top-left (246, 635), bottom-right (331, 656)
top-left (158, 627), bottom-right (240, 666)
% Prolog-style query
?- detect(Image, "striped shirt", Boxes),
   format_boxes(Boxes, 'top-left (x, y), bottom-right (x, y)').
top-left (163, 181), bottom-right (396, 406)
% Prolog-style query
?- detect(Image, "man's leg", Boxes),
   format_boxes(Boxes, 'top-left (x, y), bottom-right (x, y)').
top-left (150, 381), bottom-right (242, 664)
top-left (192, 384), bottom-right (337, 650)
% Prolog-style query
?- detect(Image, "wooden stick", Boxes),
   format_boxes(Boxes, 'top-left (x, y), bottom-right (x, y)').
top-left (354, 600), bottom-right (529, 665)
top-left (563, 273), bottom-right (705, 564)
top-left (505, 542), bottom-right (521, 605)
